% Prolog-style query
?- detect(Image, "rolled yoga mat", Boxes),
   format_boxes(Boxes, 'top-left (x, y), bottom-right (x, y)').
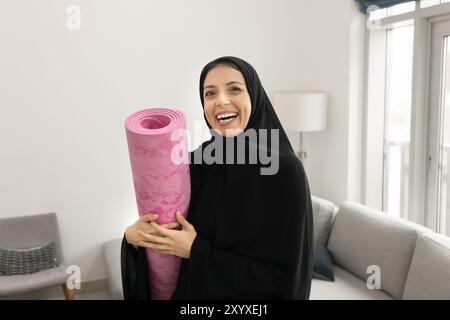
top-left (125, 108), bottom-right (191, 300)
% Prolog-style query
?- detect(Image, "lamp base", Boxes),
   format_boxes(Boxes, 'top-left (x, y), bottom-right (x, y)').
top-left (298, 132), bottom-right (307, 160)
top-left (297, 151), bottom-right (307, 160)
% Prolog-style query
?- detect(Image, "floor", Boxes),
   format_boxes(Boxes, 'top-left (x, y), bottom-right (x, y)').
top-left (2, 290), bottom-right (112, 300)
top-left (1, 282), bottom-right (112, 300)
top-left (54, 291), bottom-right (111, 300)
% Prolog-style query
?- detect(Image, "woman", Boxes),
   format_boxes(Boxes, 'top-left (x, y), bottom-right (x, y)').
top-left (121, 56), bottom-right (313, 300)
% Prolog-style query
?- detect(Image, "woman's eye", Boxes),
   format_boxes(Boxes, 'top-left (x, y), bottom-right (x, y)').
top-left (230, 87), bottom-right (241, 92)
top-left (205, 91), bottom-right (214, 97)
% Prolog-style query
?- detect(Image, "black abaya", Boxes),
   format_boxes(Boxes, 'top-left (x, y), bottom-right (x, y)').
top-left (121, 56), bottom-right (313, 300)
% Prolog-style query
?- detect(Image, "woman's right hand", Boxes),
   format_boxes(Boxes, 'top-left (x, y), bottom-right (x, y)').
top-left (125, 213), bottom-right (181, 249)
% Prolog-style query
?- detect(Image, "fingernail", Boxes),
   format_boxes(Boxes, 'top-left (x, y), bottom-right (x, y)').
top-left (153, 214), bottom-right (159, 218)
top-left (176, 211), bottom-right (181, 215)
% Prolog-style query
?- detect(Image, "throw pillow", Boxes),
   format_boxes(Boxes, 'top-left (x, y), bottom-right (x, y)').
top-left (312, 245), bottom-right (335, 281)
top-left (0, 242), bottom-right (57, 276)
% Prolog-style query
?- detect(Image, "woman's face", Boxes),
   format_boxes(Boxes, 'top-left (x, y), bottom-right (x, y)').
top-left (203, 64), bottom-right (252, 137)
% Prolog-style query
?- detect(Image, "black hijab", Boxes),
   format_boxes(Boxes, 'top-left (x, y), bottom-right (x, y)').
top-left (121, 56), bottom-right (313, 300)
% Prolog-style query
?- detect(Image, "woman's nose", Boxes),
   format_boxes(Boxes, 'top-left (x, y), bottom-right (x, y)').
top-left (215, 91), bottom-right (230, 106)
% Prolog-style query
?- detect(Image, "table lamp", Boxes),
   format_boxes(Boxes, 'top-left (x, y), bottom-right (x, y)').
top-left (272, 90), bottom-right (328, 159)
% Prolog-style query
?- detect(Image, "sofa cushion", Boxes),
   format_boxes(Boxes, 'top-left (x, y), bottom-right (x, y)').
top-left (0, 242), bottom-right (57, 276)
top-left (311, 196), bottom-right (338, 247)
top-left (0, 213), bottom-right (63, 266)
top-left (327, 202), bottom-right (432, 299)
top-left (403, 232), bottom-right (450, 300)
top-left (313, 246), bottom-right (334, 281)
top-left (0, 264), bottom-right (68, 296)
top-left (310, 265), bottom-right (393, 300)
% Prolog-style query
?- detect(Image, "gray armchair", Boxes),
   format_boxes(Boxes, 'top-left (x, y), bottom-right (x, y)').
top-left (0, 212), bottom-right (74, 299)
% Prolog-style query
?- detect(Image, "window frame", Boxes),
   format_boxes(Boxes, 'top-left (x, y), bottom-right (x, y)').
top-left (363, 1), bottom-right (450, 227)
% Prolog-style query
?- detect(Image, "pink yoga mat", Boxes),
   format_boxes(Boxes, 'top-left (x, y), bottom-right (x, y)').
top-left (125, 107), bottom-right (191, 300)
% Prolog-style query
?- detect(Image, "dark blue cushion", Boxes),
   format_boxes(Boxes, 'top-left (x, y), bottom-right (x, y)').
top-left (312, 245), bottom-right (335, 282)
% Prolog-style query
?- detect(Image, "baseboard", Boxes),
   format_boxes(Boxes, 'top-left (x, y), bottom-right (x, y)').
top-left (76, 278), bottom-right (109, 295)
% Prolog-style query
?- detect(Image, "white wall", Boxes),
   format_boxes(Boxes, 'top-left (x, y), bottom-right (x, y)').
top-left (347, 2), bottom-right (365, 203)
top-left (0, 0), bottom-right (320, 282)
top-left (303, 0), bottom-right (365, 205)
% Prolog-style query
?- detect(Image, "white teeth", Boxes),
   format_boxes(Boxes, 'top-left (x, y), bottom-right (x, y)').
top-left (219, 117), bottom-right (237, 123)
top-left (216, 112), bottom-right (238, 120)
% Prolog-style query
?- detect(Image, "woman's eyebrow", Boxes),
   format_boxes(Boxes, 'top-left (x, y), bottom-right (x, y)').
top-left (204, 81), bottom-right (244, 90)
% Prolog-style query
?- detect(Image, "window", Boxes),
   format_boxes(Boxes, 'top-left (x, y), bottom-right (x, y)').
top-left (384, 25), bottom-right (414, 218)
top-left (421, 0), bottom-right (450, 9)
top-left (438, 36), bottom-right (450, 234)
top-left (365, 0), bottom-right (450, 236)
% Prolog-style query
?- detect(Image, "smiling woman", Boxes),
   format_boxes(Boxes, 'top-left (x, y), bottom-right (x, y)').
top-left (121, 56), bottom-right (314, 300)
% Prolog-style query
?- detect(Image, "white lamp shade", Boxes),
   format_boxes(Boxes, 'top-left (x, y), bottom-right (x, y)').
top-left (272, 90), bottom-right (328, 132)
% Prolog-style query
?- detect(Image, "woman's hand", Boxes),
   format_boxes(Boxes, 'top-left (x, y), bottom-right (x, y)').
top-left (138, 211), bottom-right (197, 259)
top-left (125, 213), bottom-right (181, 250)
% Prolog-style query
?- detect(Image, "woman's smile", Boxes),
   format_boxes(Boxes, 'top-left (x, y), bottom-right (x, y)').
top-left (216, 112), bottom-right (239, 126)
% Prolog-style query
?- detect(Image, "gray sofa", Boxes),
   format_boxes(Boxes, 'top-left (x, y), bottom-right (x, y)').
top-left (310, 196), bottom-right (450, 300)
top-left (0, 213), bottom-right (73, 299)
top-left (104, 196), bottom-right (450, 300)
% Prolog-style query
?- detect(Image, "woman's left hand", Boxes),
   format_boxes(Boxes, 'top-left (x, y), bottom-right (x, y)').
top-left (138, 211), bottom-right (197, 259)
